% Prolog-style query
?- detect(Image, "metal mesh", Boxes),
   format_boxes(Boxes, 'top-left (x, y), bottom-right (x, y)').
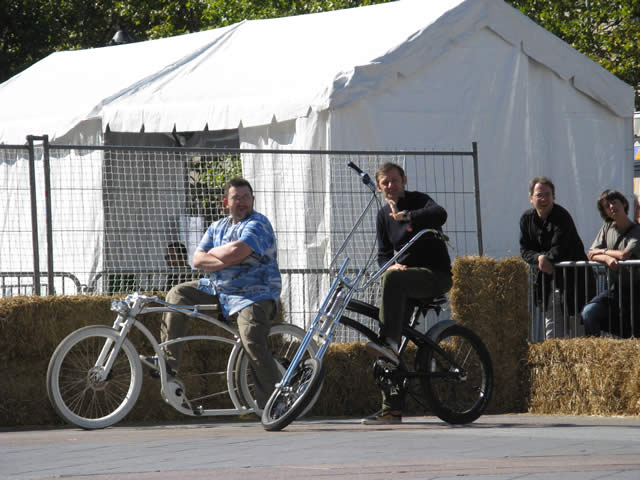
top-left (0, 142), bottom-right (480, 340)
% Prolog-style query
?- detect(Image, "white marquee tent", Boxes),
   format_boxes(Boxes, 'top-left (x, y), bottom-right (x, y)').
top-left (0, 0), bottom-right (635, 294)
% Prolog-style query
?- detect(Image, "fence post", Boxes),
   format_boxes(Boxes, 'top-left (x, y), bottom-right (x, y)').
top-left (472, 141), bottom-right (483, 255)
top-left (26, 136), bottom-right (41, 295)
top-left (42, 135), bottom-right (55, 295)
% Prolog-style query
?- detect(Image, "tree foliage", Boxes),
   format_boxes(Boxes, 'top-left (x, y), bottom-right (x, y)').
top-left (506, 0), bottom-right (640, 109)
top-left (1, 0), bottom-right (639, 109)
top-left (0, 0), bottom-right (390, 83)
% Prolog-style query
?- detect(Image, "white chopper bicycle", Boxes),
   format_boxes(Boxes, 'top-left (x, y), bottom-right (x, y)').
top-left (47, 295), bottom-right (319, 429)
top-left (260, 162), bottom-right (493, 431)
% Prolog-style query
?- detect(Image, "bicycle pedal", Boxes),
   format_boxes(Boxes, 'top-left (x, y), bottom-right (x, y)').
top-left (374, 358), bottom-right (397, 371)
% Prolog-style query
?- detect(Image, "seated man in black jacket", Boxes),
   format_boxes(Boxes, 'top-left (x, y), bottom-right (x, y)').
top-left (361, 162), bottom-right (452, 425)
top-left (520, 176), bottom-right (591, 339)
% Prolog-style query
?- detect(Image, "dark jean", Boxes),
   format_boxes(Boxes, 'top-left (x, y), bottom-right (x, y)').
top-left (582, 288), bottom-right (639, 338)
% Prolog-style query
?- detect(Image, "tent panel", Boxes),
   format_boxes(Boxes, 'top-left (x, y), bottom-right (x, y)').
top-left (327, 27), bottom-right (630, 258)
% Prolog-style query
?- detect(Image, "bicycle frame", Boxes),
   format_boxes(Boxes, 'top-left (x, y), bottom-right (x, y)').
top-left (277, 163), bottom-right (456, 389)
top-left (100, 293), bottom-right (252, 416)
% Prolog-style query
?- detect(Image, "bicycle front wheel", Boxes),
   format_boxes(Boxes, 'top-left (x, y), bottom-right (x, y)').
top-left (46, 325), bottom-right (143, 429)
top-left (416, 324), bottom-right (492, 425)
top-left (261, 357), bottom-right (324, 431)
top-left (235, 323), bottom-right (319, 417)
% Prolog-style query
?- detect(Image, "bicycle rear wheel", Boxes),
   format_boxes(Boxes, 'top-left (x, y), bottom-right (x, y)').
top-left (416, 324), bottom-right (492, 424)
top-left (235, 323), bottom-right (319, 416)
top-left (46, 325), bottom-right (143, 429)
top-left (261, 357), bottom-right (325, 431)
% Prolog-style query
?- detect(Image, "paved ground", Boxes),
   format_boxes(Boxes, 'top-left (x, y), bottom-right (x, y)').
top-left (2, 414), bottom-right (640, 480)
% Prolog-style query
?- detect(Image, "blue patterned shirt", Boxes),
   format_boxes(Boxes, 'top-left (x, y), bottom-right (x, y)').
top-left (197, 211), bottom-right (281, 317)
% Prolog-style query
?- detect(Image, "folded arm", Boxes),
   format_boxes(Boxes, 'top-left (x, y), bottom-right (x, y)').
top-left (193, 240), bottom-right (253, 272)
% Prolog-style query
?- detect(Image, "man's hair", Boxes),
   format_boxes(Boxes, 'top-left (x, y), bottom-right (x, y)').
top-left (528, 176), bottom-right (555, 198)
top-left (375, 163), bottom-right (405, 184)
top-left (224, 177), bottom-right (254, 197)
top-left (597, 189), bottom-right (629, 222)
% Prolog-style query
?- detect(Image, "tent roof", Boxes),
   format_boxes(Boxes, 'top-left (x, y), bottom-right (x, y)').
top-left (0, 0), bottom-right (634, 144)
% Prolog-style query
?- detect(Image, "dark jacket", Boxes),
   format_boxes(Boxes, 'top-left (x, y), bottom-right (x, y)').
top-left (519, 203), bottom-right (593, 314)
top-left (377, 191), bottom-right (451, 273)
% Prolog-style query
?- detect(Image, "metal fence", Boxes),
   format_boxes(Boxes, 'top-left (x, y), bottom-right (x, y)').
top-left (0, 136), bottom-right (482, 337)
top-left (528, 261), bottom-right (640, 342)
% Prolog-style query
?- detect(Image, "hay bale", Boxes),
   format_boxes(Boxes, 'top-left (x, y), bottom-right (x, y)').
top-left (449, 256), bottom-right (530, 413)
top-left (528, 338), bottom-right (640, 416)
top-left (0, 294), bottom-right (290, 427)
top-left (311, 342), bottom-right (432, 418)
top-left (312, 342), bottom-right (379, 416)
top-left (0, 295), bottom-right (119, 363)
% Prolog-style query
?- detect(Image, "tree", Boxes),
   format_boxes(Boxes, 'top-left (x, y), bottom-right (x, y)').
top-left (507, 0), bottom-right (640, 110)
top-left (0, 0), bottom-right (391, 84)
top-left (2, 0), bottom-right (638, 109)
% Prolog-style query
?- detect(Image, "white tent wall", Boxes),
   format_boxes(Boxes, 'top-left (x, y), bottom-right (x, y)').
top-left (0, 149), bottom-right (103, 294)
top-left (240, 112), bottom-right (333, 326)
top-left (239, 112), bottom-right (478, 328)
top-left (325, 26), bottom-right (632, 258)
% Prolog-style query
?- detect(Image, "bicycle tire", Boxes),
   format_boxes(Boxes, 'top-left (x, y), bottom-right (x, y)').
top-left (236, 323), bottom-right (319, 417)
top-left (261, 357), bottom-right (325, 431)
top-left (416, 324), bottom-right (492, 425)
top-left (46, 325), bottom-right (143, 429)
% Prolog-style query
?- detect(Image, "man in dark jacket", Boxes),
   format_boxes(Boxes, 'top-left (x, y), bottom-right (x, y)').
top-left (361, 162), bottom-right (452, 425)
top-left (520, 176), bottom-right (591, 339)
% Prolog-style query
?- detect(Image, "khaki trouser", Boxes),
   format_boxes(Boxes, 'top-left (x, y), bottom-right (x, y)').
top-left (161, 280), bottom-right (280, 408)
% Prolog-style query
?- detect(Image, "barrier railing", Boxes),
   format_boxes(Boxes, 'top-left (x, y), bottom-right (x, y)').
top-left (528, 260), bottom-right (640, 342)
top-left (0, 272), bottom-right (83, 297)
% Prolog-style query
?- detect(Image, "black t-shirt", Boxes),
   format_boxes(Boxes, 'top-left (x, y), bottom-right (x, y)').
top-left (519, 203), bottom-right (587, 264)
top-left (376, 190), bottom-right (451, 273)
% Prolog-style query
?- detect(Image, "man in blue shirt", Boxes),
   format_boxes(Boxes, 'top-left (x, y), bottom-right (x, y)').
top-left (143, 178), bottom-right (282, 408)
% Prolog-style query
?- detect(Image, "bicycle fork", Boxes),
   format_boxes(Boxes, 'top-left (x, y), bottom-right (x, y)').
top-left (277, 259), bottom-right (355, 388)
top-left (92, 297), bottom-right (139, 382)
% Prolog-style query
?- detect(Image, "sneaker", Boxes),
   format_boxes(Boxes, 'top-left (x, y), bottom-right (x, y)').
top-left (365, 341), bottom-right (399, 366)
top-left (361, 409), bottom-right (402, 425)
top-left (139, 355), bottom-right (176, 378)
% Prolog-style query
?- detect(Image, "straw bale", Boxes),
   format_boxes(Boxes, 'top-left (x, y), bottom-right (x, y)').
top-left (312, 342), bottom-right (379, 416)
top-left (0, 295), bottom-right (118, 363)
top-left (449, 256), bottom-right (530, 413)
top-left (311, 342), bottom-right (429, 417)
top-left (0, 360), bottom-right (61, 426)
top-left (528, 338), bottom-right (640, 416)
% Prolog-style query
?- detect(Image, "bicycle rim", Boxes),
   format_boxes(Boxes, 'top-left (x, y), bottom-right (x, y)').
top-left (417, 324), bottom-right (492, 424)
top-left (261, 357), bottom-right (324, 431)
top-left (46, 326), bottom-right (142, 429)
top-left (237, 324), bottom-right (319, 416)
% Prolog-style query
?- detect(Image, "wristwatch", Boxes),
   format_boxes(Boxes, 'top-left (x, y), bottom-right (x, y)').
top-left (603, 248), bottom-right (608, 254)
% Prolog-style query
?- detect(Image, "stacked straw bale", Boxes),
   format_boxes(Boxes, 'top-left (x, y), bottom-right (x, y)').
top-left (0, 295), bottom-right (120, 426)
top-left (4, 255), bottom-right (639, 427)
top-left (449, 256), bottom-right (530, 413)
top-left (528, 338), bottom-right (640, 416)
